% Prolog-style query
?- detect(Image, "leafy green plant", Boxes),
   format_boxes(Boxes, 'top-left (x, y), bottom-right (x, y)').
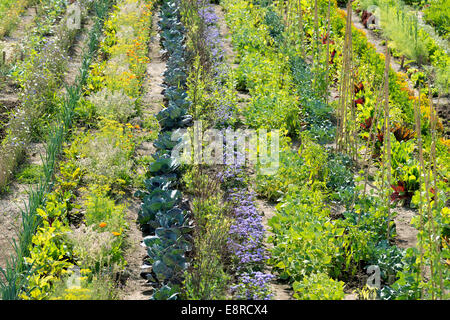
top-left (136, 188), bottom-right (182, 226)
top-left (72, 120), bottom-right (134, 188)
top-left (367, 240), bottom-right (405, 283)
top-left (150, 285), bottom-right (179, 300)
top-left (292, 272), bottom-right (345, 300)
top-left (143, 232), bottom-right (191, 282)
top-left (423, 0), bottom-right (450, 39)
top-left (148, 153), bottom-right (180, 176)
top-left (156, 104), bottom-right (193, 130)
top-left (269, 186), bottom-right (345, 281)
top-left (15, 164), bottom-right (44, 184)
top-left (87, 88), bottom-right (136, 122)
top-left (389, 138), bottom-right (420, 205)
top-left (0, 0), bottom-right (115, 300)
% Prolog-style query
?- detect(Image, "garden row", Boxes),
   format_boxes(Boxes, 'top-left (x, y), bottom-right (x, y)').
top-left (222, 0), bottom-right (448, 299)
top-left (0, 0), bottom-right (32, 39)
top-left (136, 0), bottom-right (193, 299)
top-left (1, 0), bottom-right (113, 298)
top-left (0, 0), bottom-right (94, 191)
top-left (1, 0), bottom-right (157, 300)
top-left (135, 0), bottom-right (274, 300)
top-left (285, 0), bottom-right (448, 223)
top-left (182, 1), bottom-right (274, 300)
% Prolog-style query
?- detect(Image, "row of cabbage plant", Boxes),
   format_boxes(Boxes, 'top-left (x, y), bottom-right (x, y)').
top-left (136, 0), bottom-right (194, 300)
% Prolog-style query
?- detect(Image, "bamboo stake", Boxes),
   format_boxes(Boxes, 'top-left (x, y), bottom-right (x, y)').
top-left (427, 80), bottom-right (440, 299)
top-left (336, 2), bottom-right (351, 152)
top-left (298, 0), bottom-right (305, 59)
top-left (280, 0), bottom-right (286, 24)
top-left (358, 83), bottom-right (384, 226)
top-left (414, 84), bottom-right (425, 299)
top-left (325, 0), bottom-right (331, 104)
top-left (362, 82), bottom-right (384, 200)
top-left (417, 87), bottom-right (433, 298)
top-left (434, 92), bottom-right (444, 299)
top-left (345, 2), bottom-right (353, 155)
top-left (348, 8), bottom-right (357, 162)
top-left (383, 43), bottom-right (392, 241)
top-left (313, 0), bottom-right (319, 90)
top-left (286, 0), bottom-right (292, 37)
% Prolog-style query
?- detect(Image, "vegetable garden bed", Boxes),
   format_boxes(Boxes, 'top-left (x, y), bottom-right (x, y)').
top-left (0, 0), bottom-right (448, 301)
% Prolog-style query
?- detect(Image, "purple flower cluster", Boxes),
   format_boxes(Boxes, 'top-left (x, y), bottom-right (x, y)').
top-left (227, 188), bottom-right (269, 267)
top-left (205, 26), bottom-right (223, 63)
top-left (196, 2), bottom-right (235, 125)
top-left (198, 5), bottom-right (219, 25)
top-left (230, 272), bottom-right (275, 300)
top-left (222, 160), bottom-right (273, 300)
top-left (215, 86), bottom-right (236, 126)
top-left (195, 2), bottom-right (273, 300)
top-left (198, 3), bottom-right (224, 66)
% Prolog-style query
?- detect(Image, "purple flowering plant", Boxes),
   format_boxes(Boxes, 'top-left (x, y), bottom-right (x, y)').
top-left (194, 1), bottom-right (274, 300)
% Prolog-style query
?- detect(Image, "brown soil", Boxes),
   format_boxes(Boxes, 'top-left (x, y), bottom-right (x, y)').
top-left (0, 142), bottom-right (45, 271)
top-left (393, 206), bottom-right (418, 249)
top-left (64, 18), bottom-right (95, 88)
top-left (214, 5), bottom-right (236, 68)
top-left (119, 10), bottom-right (166, 300)
top-left (118, 197), bottom-right (153, 300)
top-left (0, 8), bottom-right (39, 272)
top-left (0, 8), bottom-right (36, 142)
top-left (0, 7), bottom-right (36, 63)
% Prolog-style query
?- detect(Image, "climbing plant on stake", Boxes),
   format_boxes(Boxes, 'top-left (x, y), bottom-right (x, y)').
top-left (383, 41), bottom-right (392, 242)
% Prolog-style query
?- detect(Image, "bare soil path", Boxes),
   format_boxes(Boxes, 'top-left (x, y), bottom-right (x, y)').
top-left (119, 9), bottom-right (166, 300)
top-left (0, 7), bottom-right (36, 63)
top-left (64, 17), bottom-right (94, 88)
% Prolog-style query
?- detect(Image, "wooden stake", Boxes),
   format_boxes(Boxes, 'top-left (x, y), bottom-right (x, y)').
top-left (428, 80), bottom-right (441, 299)
top-left (325, 0), bottom-right (331, 104)
top-left (383, 42), bottom-right (392, 241)
top-left (434, 93), bottom-right (444, 299)
top-left (414, 84), bottom-right (425, 299)
top-left (362, 82), bottom-right (384, 200)
top-left (336, 3), bottom-right (351, 153)
top-left (298, 0), bottom-right (305, 59)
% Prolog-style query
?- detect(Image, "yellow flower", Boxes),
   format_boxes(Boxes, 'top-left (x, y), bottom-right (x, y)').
top-left (99, 222), bottom-right (107, 228)
top-left (80, 268), bottom-right (91, 275)
top-left (440, 138), bottom-right (450, 148)
top-left (112, 231), bottom-right (121, 236)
